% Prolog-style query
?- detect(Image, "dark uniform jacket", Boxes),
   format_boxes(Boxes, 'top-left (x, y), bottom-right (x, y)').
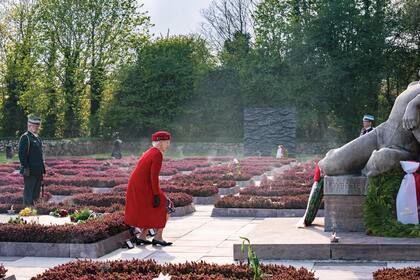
top-left (18, 131), bottom-right (45, 176)
top-left (360, 126), bottom-right (374, 136)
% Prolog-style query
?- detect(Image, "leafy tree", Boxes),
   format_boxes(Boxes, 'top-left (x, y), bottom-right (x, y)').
top-left (104, 36), bottom-right (212, 138)
top-left (85, 0), bottom-right (151, 136)
top-left (174, 68), bottom-right (243, 141)
top-left (1, 1), bottom-right (38, 137)
top-left (35, 0), bottom-right (150, 137)
top-left (253, 0), bottom-right (393, 140)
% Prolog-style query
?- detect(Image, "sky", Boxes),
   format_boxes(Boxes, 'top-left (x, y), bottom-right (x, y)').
top-left (142, 0), bottom-right (213, 37)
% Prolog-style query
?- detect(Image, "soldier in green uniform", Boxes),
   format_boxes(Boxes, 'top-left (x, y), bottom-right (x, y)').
top-left (18, 115), bottom-right (46, 205)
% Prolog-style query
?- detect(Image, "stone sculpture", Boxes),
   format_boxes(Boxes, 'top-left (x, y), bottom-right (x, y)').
top-left (320, 73), bottom-right (420, 177)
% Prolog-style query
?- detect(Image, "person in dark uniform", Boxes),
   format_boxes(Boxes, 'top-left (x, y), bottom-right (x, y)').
top-left (360, 114), bottom-right (375, 136)
top-left (111, 133), bottom-right (123, 159)
top-left (18, 115), bottom-right (46, 205)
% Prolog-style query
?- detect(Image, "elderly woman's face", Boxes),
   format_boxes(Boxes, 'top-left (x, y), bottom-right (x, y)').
top-left (160, 140), bottom-right (171, 152)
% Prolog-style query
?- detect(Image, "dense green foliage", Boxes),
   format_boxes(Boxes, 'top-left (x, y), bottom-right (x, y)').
top-left (103, 36), bottom-right (213, 138)
top-left (0, 0), bottom-right (419, 141)
top-left (364, 169), bottom-right (420, 237)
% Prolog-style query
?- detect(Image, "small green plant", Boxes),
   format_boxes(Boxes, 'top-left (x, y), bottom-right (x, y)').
top-left (240, 236), bottom-right (263, 280)
top-left (8, 216), bottom-right (27, 224)
top-left (70, 208), bottom-right (93, 223)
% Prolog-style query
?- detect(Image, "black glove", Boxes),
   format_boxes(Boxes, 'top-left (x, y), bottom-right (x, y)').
top-left (153, 195), bottom-right (160, 208)
top-left (23, 168), bottom-right (30, 177)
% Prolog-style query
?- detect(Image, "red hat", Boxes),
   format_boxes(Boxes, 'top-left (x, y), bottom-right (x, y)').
top-left (152, 131), bottom-right (171, 141)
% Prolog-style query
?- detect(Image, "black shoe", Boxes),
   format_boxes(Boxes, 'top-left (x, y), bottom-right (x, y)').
top-left (135, 238), bottom-right (152, 245)
top-left (128, 227), bottom-right (137, 236)
top-left (148, 229), bottom-right (156, 237)
top-left (121, 239), bottom-right (135, 249)
top-left (152, 239), bottom-right (173, 246)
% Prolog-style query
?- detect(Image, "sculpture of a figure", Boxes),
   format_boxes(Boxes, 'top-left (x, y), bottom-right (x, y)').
top-left (298, 73), bottom-right (420, 229)
top-left (320, 74), bottom-right (420, 177)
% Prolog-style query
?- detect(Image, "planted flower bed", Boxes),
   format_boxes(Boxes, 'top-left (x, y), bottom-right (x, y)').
top-left (373, 267), bottom-right (420, 280)
top-left (43, 176), bottom-right (127, 188)
top-left (0, 185), bottom-right (21, 193)
top-left (72, 193), bottom-right (126, 207)
top-left (169, 159), bottom-right (211, 171)
top-left (216, 195), bottom-right (308, 209)
top-left (170, 174), bottom-right (237, 189)
top-left (162, 184), bottom-right (219, 197)
top-left (32, 259), bottom-right (317, 280)
top-left (0, 176), bottom-right (22, 186)
top-left (0, 156), bottom-right (290, 218)
top-left (160, 167), bottom-right (177, 176)
top-left (72, 192), bottom-right (193, 208)
top-left (0, 191), bottom-right (52, 204)
top-left (0, 167), bottom-right (16, 173)
top-left (0, 212), bottom-right (127, 243)
top-left (0, 202), bottom-right (124, 215)
top-left (213, 161), bottom-right (320, 217)
top-left (112, 184), bottom-right (128, 193)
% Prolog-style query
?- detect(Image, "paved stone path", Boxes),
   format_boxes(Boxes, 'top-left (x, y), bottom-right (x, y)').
top-left (1, 205), bottom-right (420, 280)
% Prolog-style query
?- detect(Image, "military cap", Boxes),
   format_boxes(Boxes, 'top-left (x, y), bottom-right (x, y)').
top-left (28, 115), bottom-right (42, 125)
top-left (363, 115), bottom-right (374, 122)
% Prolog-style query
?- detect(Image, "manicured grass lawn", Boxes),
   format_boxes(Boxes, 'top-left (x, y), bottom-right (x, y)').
top-left (0, 153), bottom-right (19, 164)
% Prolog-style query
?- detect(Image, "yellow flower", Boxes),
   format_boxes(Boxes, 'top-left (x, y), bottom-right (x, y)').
top-left (19, 207), bottom-right (36, 216)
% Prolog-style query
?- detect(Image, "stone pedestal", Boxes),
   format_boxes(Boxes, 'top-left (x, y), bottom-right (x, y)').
top-left (324, 175), bottom-right (368, 232)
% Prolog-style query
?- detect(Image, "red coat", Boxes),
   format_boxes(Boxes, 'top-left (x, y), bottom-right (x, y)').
top-left (124, 147), bottom-right (167, 229)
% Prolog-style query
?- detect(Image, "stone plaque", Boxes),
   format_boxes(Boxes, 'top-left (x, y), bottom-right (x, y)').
top-left (324, 175), bottom-right (368, 232)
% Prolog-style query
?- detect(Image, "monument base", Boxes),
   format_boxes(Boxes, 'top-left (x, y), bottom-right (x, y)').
top-left (324, 175), bottom-right (368, 232)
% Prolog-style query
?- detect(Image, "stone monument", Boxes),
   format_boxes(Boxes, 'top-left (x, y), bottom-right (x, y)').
top-left (318, 73), bottom-right (420, 232)
top-left (244, 107), bottom-right (296, 156)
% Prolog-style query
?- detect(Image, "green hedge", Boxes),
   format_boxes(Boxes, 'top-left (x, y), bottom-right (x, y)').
top-left (364, 169), bottom-right (420, 237)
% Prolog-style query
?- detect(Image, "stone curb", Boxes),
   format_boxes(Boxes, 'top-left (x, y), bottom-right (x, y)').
top-left (0, 231), bottom-right (130, 258)
top-left (236, 180), bottom-right (252, 188)
top-left (218, 186), bottom-right (241, 196)
top-left (193, 195), bottom-right (220, 205)
top-left (171, 204), bottom-right (195, 217)
top-left (234, 240), bottom-right (420, 261)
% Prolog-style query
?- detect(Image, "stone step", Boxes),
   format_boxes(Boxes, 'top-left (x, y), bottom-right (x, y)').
top-left (233, 218), bottom-right (420, 261)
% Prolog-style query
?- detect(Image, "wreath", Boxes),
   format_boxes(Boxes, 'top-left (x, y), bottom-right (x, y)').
top-left (364, 168), bottom-right (420, 237)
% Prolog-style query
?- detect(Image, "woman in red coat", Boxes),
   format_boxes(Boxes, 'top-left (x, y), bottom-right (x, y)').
top-left (124, 131), bottom-right (172, 246)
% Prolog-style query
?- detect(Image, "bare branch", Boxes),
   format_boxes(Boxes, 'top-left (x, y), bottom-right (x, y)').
top-left (200, 0), bottom-right (256, 51)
